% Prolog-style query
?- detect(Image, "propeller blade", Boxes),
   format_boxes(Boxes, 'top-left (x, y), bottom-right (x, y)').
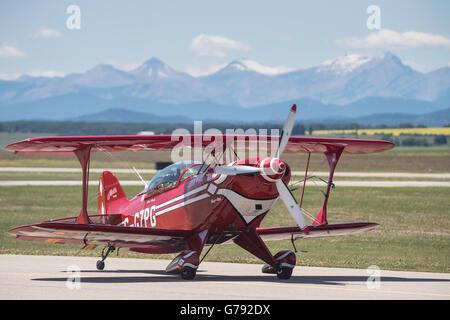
top-left (214, 165), bottom-right (262, 175)
top-left (275, 104), bottom-right (297, 159)
top-left (275, 179), bottom-right (308, 229)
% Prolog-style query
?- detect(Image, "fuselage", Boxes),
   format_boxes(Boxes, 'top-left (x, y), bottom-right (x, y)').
top-left (119, 157), bottom-right (291, 235)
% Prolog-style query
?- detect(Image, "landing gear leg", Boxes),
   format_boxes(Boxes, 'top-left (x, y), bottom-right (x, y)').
top-left (96, 245), bottom-right (115, 270)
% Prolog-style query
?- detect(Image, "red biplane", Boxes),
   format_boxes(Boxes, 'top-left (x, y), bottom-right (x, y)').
top-left (6, 105), bottom-right (394, 280)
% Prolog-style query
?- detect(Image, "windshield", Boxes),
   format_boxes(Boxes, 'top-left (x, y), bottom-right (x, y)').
top-left (146, 161), bottom-right (205, 194)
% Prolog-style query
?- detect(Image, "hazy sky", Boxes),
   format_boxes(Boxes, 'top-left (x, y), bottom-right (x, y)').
top-left (0, 0), bottom-right (449, 78)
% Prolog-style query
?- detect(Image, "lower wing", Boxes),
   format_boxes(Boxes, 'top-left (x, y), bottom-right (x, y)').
top-left (8, 214), bottom-right (192, 253)
top-left (257, 222), bottom-right (379, 241)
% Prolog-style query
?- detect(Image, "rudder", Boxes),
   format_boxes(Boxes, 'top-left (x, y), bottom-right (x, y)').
top-left (98, 171), bottom-right (128, 215)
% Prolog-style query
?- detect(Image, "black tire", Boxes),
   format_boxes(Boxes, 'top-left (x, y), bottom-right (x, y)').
top-left (276, 266), bottom-right (293, 280)
top-left (180, 268), bottom-right (197, 280)
top-left (96, 260), bottom-right (105, 271)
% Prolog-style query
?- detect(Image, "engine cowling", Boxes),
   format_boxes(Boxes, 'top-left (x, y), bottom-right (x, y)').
top-left (257, 157), bottom-right (287, 182)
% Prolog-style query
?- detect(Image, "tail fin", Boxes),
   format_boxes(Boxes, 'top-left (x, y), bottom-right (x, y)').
top-left (98, 171), bottom-right (128, 215)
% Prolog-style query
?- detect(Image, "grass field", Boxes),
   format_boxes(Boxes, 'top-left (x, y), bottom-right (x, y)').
top-left (0, 185), bottom-right (448, 273)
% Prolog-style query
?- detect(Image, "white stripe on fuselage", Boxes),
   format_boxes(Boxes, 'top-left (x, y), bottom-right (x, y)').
top-left (155, 193), bottom-right (210, 217)
top-left (154, 184), bottom-right (208, 210)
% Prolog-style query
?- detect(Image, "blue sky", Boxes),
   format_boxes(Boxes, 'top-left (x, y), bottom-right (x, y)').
top-left (0, 0), bottom-right (449, 78)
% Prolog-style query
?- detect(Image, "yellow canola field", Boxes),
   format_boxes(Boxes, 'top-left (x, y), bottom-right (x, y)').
top-left (313, 127), bottom-right (450, 136)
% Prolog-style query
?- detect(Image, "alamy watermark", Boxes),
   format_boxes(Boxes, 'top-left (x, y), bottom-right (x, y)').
top-left (366, 265), bottom-right (381, 289)
top-left (66, 265), bottom-right (81, 290)
top-left (66, 5), bottom-right (81, 30)
top-left (366, 5), bottom-right (381, 30)
top-left (170, 121), bottom-right (280, 164)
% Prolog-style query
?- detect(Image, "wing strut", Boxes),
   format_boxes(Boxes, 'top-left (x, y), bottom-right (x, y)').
top-left (312, 146), bottom-right (344, 225)
top-left (74, 145), bottom-right (92, 224)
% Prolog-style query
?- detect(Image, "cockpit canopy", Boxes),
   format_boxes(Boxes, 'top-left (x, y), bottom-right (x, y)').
top-left (146, 161), bottom-right (206, 194)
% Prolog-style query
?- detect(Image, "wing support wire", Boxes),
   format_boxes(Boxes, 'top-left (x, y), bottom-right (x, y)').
top-left (299, 152), bottom-right (311, 208)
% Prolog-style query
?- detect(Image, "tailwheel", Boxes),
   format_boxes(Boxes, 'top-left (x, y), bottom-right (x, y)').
top-left (96, 245), bottom-right (115, 270)
top-left (180, 268), bottom-right (197, 280)
top-left (96, 260), bottom-right (105, 270)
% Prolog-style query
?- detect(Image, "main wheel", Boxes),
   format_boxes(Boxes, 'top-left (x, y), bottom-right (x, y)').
top-left (276, 266), bottom-right (293, 280)
top-left (96, 260), bottom-right (105, 271)
top-left (180, 268), bottom-right (197, 280)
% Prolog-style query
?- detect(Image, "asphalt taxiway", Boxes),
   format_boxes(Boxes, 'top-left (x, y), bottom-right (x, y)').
top-left (0, 255), bottom-right (448, 300)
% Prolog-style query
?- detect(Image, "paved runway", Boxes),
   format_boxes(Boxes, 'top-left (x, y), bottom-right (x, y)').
top-left (0, 255), bottom-right (449, 300)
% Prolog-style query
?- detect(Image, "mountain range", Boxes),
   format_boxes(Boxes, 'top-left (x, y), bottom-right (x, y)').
top-left (0, 52), bottom-right (449, 125)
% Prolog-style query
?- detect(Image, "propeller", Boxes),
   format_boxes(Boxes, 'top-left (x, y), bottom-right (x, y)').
top-left (272, 105), bottom-right (308, 230)
top-left (275, 104), bottom-right (297, 158)
top-left (214, 104), bottom-right (308, 231)
top-left (275, 179), bottom-right (308, 229)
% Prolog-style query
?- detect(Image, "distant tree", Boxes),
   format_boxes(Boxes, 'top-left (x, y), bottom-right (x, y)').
top-left (380, 134), bottom-right (394, 142)
top-left (292, 123), bottom-right (306, 135)
top-left (434, 135), bottom-right (447, 145)
top-left (398, 122), bottom-right (414, 128)
top-left (401, 137), bottom-right (429, 147)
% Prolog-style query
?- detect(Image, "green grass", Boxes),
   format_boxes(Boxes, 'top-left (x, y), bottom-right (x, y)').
top-left (0, 185), bottom-right (448, 273)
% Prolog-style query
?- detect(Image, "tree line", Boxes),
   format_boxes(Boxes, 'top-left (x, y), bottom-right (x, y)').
top-left (0, 120), bottom-right (433, 136)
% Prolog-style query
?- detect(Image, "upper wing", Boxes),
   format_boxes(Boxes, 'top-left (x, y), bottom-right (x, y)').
top-left (257, 222), bottom-right (379, 241)
top-left (8, 215), bottom-right (192, 251)
top-left (5, 134), bottom-right (394, 156)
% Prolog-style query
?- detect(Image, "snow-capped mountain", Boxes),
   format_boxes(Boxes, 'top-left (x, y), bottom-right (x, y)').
top-left (0, 52), bottom-right (449, 121)
top-left (129, 58), bottom-right (193, 82)
top-left (211, 59), bottom-right (294, 76)
top-left (315, 53), bottom-right (371, 75)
